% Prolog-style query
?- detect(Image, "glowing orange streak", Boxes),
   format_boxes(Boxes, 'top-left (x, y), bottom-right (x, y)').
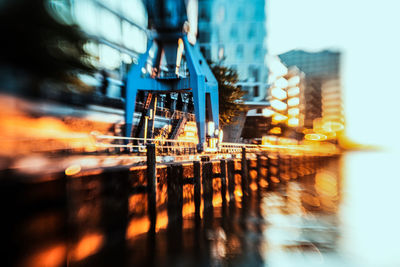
top-left (71, 233), bottom-right (103, 261)
top-left (25, 244), bottom-right (66, 267)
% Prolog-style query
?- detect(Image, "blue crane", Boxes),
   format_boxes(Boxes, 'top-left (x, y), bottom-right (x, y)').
top-left (124, 0), bottom-right (219, 152)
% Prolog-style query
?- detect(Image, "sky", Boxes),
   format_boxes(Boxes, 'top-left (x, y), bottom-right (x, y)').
top-left (267, 0), bottom-right (400, 149)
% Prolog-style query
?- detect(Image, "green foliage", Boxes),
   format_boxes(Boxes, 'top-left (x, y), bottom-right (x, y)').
top-left (209, 63), bottom-right (246, 126)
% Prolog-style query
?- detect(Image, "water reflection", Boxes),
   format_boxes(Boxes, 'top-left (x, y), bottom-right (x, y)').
top-left (5, 153), bottom-right (400, 266)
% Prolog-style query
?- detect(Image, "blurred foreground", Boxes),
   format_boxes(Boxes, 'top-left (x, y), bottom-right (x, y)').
top-left (2, 151), bottom-right (400, 267)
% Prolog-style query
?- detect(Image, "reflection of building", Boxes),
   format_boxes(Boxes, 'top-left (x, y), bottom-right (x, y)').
top-left (197, 0), bottom-right (268, 101)
top-left (279, 50), bottom-right (344, 133)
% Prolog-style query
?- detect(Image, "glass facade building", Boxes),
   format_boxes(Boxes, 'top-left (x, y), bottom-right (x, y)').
top-left (197, 0), bottom-right (268, 101)
top-left (279, 50), bottom-right (344, 130)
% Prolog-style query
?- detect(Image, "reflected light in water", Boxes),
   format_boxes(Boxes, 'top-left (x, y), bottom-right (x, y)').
top-left (126, 217), bottom-right (150, 239)
top-left (26, 244), bottom-right (66, 267)
top-left (315, 171), bottom-right (338, 198)
top-left (65, 164), bottom-right (81, 176)
top-left (71, 233), bottom-right (103, 261)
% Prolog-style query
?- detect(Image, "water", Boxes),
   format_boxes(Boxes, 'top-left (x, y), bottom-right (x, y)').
top-left (127, 152), bottom-right (400, 267)
top-left (4, 151), bottom-right (400, 267)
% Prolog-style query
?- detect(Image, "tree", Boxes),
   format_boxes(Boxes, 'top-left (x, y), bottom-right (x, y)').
top-left (209, 63), bottom-right (246, 126)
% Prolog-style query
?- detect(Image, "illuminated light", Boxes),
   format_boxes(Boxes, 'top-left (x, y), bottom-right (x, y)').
top-left (315, 171), bottom-right (338, 198)
top-left (271, 177), bottom-right (280, 183)
top-left (269, 127), bottom-right (282, 134)
top-left (301, 192), bottom-right (321, 207)
top-left (207, 121), bottom-right (215, 136)
top-left (212, 193), bottom-right (224, 208)
top-left (324, 131), bottom-right (337, 139)
top-left (268, 56), bottom-right (288, 77)
top-left (288, 108), bottom-right (300, 116)
top-left (322, 121), bottom-right (345, 132)
top-left (270, 99), bottom-right (287, 111)
top-left (271, 87), bottom-right (287, 100)
top-left (26, 244), bottom-right (66, 267)
top-left (262, 108), bottom-right (274, 117)
top-left (287, 86), bottom-right (300, 97)
top-left (65, 164), bottom-right (81, 176)
top-left (287, 76), bottom-right (300, 86)
top-left (268, 74), bottom-right (279, 84)
top-left (126, 217), bottom-right (150, 239)
top-left (287, 97), bottom-right (300, 107)
top-left (175, 38), bottom-right (184, 75)
top-left (275, 77), bottom-right (288, 88)
top-left (259, 179), bottom-right (269, 188)
top-left (219, 129), bottom-right (224, 143)
top-left (305, 133), bottom-right (327, 141)
top-left (235, 189), bottom-right (243, 197)
top-left (72, 233), bottom-right (103, 261)
top-left (288, 118), bottom-right (299, 127)
top-left (272, 113), bottom-right (288, 123)
top-left (250, 183), bottom-right (258, 191)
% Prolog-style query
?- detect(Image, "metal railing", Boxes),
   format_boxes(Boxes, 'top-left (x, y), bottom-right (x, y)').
top-left (92, 132), bottom-right (339, 157)
top-left (92, 133), bottom-right (197, 155)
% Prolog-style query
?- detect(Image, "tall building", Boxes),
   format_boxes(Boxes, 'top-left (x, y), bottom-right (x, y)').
top-left (197, 0), bottom-right (268, 101)
top-left (279, 50), bottom-right (344, 134)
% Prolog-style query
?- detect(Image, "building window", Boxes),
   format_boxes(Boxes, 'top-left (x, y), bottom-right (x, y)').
top-left (230, 26), bottom-right (238, 40)
top-left (254, 5), bottom-right (264, 19)
top-left (236, 45), bottom-right (243, 59)
top-left (248, 26), bottom-right (255, 39)
top-left (256, 108), bottom-right (262, 114)
top-left (216, 5), bottom-right (225, 23)
top-left (198, 30), bottom-right (211, 43)
top-left (248, 65), bottom-right (260, 81)
top-left (199, 6), bottom-right (211, 21)
top-left (236, 8), bottom-right (244, 20)
top-left (254, 45), bottom-right (261, 59)
top-left (254, 85), bottom-right (259, 97)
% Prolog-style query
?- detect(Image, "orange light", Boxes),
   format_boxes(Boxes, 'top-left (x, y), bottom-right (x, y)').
top-left (65, 164), bottom-right (81, 176)
top-left (315, 171), bottom-right (338, 198)
top-left (269, 127), bottom-right (282, 134)
top-left (26, 244), bottom-right (66, 267)
top-left (305, 133), bottom-right (327, 141)
top-left (71, 233), bottom-right (103, 261)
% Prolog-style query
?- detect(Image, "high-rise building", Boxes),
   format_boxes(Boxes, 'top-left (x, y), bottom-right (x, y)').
top-left (279, 50), bottom-right (344, 135)
top-left (197, 0), bottom-right (268, 101)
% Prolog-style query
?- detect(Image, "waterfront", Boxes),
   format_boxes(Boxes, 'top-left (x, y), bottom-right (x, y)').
top-left (5, 151), bottom-right (400, 267)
